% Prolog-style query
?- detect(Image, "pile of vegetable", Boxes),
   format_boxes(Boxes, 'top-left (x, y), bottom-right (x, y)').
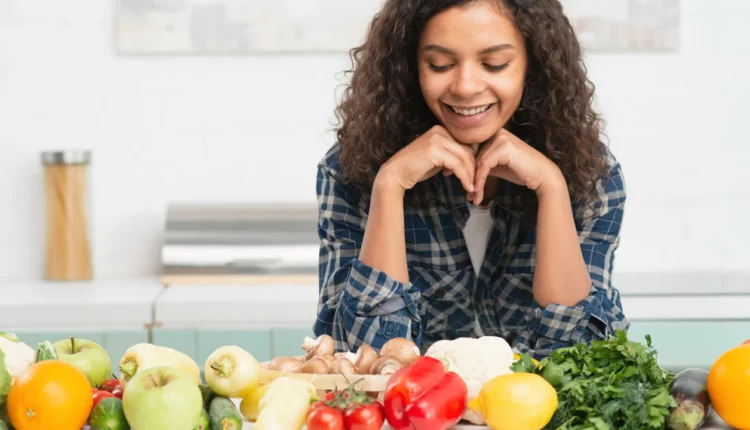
top-left (514, 330), bottom-right (677, 430)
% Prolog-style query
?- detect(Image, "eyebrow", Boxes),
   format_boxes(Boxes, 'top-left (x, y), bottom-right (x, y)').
top-left (421, 43), bottom-right (514, 55)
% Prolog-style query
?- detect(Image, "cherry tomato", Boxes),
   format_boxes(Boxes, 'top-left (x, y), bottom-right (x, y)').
top-left (92, 390), bottom-right (114, 409)
top-left (307, 404), bottom-right (344, 430)
top-left (111, 388), bottom-right (124, 399)
top-left (99, 378), bottom-right (121, 392)
top-left (344, 402), bottom-right (384, 430)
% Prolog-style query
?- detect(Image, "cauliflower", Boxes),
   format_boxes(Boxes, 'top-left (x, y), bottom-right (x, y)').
top-left (0, 332), bottom-right (35, 381)
top-left (425, 336), bottom-right (516, 425)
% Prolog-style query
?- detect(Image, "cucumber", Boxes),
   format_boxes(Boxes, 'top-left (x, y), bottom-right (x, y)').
top-left (193, 409), bottom-right (210, 430)
top-left (35, 340), bottom-right (58, 362)
top-left (89, 397), bottom-right (130, 430)
top-left (208, 396), bottom-right (243, 430)
top-left (199, 383), bottom-right (217, 410)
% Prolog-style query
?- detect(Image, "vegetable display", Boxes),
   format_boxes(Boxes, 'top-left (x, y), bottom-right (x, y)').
top-left (118, 343), bottom-right (201, 387)
top-left (382, 355), bottom-right (468, 430)
top-left (1, 329), bottom-right (749, 430)
top-left (204, 345), bottom-right (261, 398)
top-left (307, 385), bottom-right (385, 430)
top-left (667, 368), bottom-right (710, 430)
top-left (0, 333), bottom-right (35, 384)
top-left (515, 330), bottom-right (677, 430)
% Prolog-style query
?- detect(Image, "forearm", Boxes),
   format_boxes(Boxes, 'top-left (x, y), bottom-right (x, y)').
top-left (533, 172), bottom-right (592, 307)
top-left (359, 173), bottom-right (409, 284)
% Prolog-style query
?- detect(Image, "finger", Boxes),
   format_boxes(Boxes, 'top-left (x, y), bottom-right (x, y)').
top-left (488, 165), bottom-right (522, 185)
top-left (436, 149), bottom-right (475, 193)
top-left (442, 141), bottom-right (476, 187)
top-left (474, 145), bottom-right (511, 205)
top-left (443, 169), bottom-right (452, 176)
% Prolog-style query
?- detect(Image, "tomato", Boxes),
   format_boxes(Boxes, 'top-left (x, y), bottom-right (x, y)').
top-left (307, 404), bottom-right (344, 430)
top-left (344, 402), bottom-right (384, 430)
top-left (99, 378), bottom-right (121, 392)
top-left (111, 388), bottom-right (123, 399)
top-left (92, 390), bottom-right (114, 409)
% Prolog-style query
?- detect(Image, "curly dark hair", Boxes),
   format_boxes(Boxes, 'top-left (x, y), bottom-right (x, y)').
top-left (334, 0), bottom-right (609, 217)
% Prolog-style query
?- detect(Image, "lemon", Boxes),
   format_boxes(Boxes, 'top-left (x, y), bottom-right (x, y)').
top-left (468, 373), bottom-right (558, 430)
top-left (239, 383), bottom-right (269, 422)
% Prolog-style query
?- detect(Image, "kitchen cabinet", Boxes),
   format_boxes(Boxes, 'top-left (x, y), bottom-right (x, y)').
top-left (627, 320), bottom-right (750, 370)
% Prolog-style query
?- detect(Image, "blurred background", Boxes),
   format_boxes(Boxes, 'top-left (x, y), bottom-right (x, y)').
top-left (0, 0), bottom-right (747, 373)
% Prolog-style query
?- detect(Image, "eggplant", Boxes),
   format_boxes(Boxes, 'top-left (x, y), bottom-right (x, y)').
top-left (667, 368), bottom-right (711, 430)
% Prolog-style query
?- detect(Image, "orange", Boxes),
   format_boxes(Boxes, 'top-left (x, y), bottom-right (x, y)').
top-left (7, 360), bottom-right (94, 430)
top-left (707, 344), bottom-right (750, 429)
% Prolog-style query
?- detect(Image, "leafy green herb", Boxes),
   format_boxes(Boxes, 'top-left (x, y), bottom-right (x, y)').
top-left (514, 330), bottom-right (676, 430)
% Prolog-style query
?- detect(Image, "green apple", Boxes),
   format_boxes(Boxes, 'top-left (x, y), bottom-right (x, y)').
top-left (122, 366), bottom-right (202, 430)
top-left (53, 337), bottom-right (112, 387)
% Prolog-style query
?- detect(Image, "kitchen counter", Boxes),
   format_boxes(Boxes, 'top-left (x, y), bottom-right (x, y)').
top-left (0, 278), bottom-right (163, 330)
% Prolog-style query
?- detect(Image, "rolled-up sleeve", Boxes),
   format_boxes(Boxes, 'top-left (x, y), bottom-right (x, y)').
top-left (530, 160), bottom-right (629, 354)
top-left (314, 162), bottom-right (422, 353)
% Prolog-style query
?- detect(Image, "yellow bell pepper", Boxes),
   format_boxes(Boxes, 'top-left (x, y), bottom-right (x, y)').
top-left (118, 343), bottom-right (201, 387)
top-left (253, 377), bottom-right (318, 430)
top-left (239, 384), bottom-right (269, 422)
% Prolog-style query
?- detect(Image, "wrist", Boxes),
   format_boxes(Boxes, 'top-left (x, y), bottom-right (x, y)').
top-left (374, 168), bottom-right (406, 199)
top-left (536, 165), bottom-right (567, 199)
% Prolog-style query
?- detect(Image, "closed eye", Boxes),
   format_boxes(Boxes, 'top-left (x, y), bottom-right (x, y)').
top-left (428, 63), bottom-right (453, 72)
top-left (484, 63), bottom-right (509, 72)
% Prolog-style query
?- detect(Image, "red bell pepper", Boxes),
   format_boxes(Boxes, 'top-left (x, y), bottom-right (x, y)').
top-left (383, 355), bottom-right (468, 430)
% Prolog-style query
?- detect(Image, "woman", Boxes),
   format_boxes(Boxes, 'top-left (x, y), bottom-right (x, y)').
top-left (314, 0), bottom-right (629, 359)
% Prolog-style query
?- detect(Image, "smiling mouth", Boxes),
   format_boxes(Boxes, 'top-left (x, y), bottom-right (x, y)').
top-left (446, 103), bottom-right (495, 116)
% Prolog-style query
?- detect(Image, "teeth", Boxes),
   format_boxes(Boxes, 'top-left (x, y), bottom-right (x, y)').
top-left (451, 104), bottom-right (491, 116)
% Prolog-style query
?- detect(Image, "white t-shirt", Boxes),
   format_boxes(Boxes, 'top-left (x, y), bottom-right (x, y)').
top-left (463, 204), bottom-right (494, 337)
top-left (463, 204), bottom-right (493, 276)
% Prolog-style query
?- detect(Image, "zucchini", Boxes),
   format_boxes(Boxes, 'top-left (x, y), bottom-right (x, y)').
top-left (199, 383), bottom-right (217, 410)
top-left (667, 368), bottom-right (710, 430)
top-left (35, 340), bottom-right (58, 362)
top-left (193, 409), bottom-right (210, 430)
top-left (208, 396), bottom-right (243, 430)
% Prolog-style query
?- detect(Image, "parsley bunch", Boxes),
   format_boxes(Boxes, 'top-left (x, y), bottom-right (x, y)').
top-left (515, 330), bottom-right (677, 430)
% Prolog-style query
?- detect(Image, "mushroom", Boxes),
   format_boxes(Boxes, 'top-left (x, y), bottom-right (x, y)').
top-left (329, 357), bottom-right (357, 375)
top-left (334, 351), bottom-right (357, 363)
top-left (353, 345), bottom-right (378, 375)
top-left (370, 356), bottom-right (405, 375)
top-left (301, 335), bottom-right (335, 360)
top-left (267, 356), bottom-right (304, 373)
top-left (311, 354), bottom-right (335, 366)
top-left (380, 338), bottom-right (420, 365)
top-left (300, 357), bottom-right (330, 374)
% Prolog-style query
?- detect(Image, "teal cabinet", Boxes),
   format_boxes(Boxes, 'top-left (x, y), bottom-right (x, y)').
top-left (197, 329), bottom-right (272, 364)
top-left (628, 321), bottom-right (750, 371)
top-left (152, 329), bottom-right (198, 361)
top-left (271, 328), bottom-right (314, 358)
top-left (152, 328), bottom-right (273, 365)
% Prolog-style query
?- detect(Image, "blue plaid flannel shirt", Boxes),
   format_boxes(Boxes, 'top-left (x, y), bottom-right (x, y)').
top-left (314, 143), bottom-right (629, 359)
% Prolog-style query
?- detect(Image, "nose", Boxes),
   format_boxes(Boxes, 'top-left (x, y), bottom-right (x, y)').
top-left (450, 64), bottom-right (485, 98)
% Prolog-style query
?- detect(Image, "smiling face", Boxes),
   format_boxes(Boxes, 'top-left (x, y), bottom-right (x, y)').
top-left (417, 1), bottom-right (528, 147)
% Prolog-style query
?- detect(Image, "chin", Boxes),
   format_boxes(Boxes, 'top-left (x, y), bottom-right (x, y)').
top-left (445, 126), bottom-right (498, 146)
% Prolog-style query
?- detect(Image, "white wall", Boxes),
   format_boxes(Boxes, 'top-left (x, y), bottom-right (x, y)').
top-left (0, 0), bottom-right (748, 282)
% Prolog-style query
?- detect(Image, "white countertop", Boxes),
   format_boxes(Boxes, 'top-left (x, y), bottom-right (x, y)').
top-left (0, 278), bottom-right (164, 329)
top-left (2, 272), bottom-right (750, 331)
top-left (154, 283), bottom-right (320, 328)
